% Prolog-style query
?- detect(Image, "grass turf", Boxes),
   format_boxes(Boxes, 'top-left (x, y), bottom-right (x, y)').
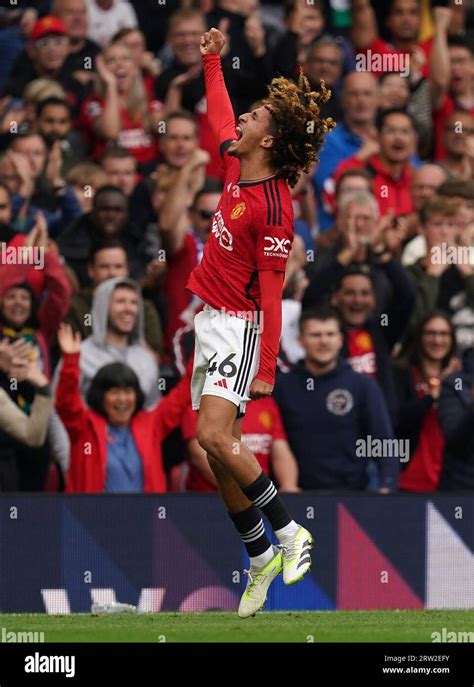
top-left (0, 610), bottom-right (473, 643)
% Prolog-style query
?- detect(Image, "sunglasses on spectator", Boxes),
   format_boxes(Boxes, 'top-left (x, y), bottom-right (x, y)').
top-left (196, 209), bottom-right (214, 220)
top-left (35, 36), bottom-right (68, 49)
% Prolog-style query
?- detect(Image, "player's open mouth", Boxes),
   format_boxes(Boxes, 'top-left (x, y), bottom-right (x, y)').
top-left (235, 126), bottom-right (243, 141)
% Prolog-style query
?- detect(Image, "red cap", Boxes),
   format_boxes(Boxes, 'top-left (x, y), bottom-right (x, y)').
top-left (30, 16), bottom-right (67, 42)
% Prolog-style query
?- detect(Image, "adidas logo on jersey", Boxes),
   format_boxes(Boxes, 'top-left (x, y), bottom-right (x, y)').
top-left (214, 379), bottom-right (228, 388)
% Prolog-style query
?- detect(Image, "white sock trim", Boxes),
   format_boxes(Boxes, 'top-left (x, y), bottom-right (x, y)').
top-left (274, 520), bottom-right (300, 543)
top-left (249, 545), bottom-right (276, 570)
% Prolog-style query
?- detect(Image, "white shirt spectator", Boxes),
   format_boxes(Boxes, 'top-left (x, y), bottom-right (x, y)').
top-left (401, 234), bottom-right (427, 266)
top-left (86, 0), bottom-right (138, 48)
top-left (281, 299), bottom-right (305, 364)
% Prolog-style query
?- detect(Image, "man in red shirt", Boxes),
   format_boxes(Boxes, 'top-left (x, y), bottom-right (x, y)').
top-left (433, 35), bottom-right (474, 160)
top-left (334, 108), bottom-right (417, 218)
top-left (187, 27), bottom-right (334, 618)
top-left (351, 0), bottom-right (431, 77)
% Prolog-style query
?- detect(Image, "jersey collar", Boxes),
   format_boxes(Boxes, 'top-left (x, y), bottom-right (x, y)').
top-left (238, 174), bottom-right (278, 188)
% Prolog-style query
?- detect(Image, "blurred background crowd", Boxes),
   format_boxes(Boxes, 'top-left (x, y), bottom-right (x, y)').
top-left (0, 0), bottom-right (473, 495)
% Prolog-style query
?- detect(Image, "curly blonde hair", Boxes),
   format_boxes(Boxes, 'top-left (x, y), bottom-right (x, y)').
top-left (262, 72), bottom-right (336, 187)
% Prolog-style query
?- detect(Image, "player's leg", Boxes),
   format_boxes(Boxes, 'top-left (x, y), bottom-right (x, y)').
top-left (205, 414), bottom-right (281, 618)
top-left (197, 395), bottom-right (312, 585)
top-left (194, 309), bottom-right (313, 585)
top-left (208, 415), bottom-right (274, 568)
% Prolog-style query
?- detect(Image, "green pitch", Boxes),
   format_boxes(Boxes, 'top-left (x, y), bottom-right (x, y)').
top-left (1, 610), bottom-right (473, 643)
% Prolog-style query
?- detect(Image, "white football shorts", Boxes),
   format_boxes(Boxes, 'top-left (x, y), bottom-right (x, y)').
top-left (191, 304), bottom-right (261, 416)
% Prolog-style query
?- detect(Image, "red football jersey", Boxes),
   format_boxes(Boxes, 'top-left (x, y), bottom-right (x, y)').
top-left (187, 153), bottom-right (294, 316)
top-left (346, 329), bottom-right (377, 378)
top-left (187, 53), bottom-right (295, 384)
top-left (186, 54), bottom-right (294, 317)
top-left (79, 93), bottom-right (160, 164)
top-left (362, 37), bottom-right (431, 79)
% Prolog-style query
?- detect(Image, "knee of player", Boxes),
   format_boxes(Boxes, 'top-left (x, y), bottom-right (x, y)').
top-left (196, 424), bottom-right (225, 455)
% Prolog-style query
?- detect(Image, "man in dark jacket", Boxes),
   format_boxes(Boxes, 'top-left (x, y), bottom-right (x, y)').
top-left (303, 189), bottom-right (412, 314)
top-left (273, 306), bottom-right (400, 491)
top-left (329, 265), bottom-right (413, 418)
top-left (438, 352), bottom-right (474, 490)
top-left (57, 185), bottom-right (147, 287)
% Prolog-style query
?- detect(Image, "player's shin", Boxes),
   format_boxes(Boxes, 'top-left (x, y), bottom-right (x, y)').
top-left (241, 470), bottom-right (314, 584)
top-left (229, 505), bottom-right (275, 568)
top-left (241, 470), bottom-right (299, 540)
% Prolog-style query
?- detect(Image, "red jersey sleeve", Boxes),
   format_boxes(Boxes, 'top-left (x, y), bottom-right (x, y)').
top-left (202, 53), bottom-right (236, 160)
top-left (257, 270), bottom-right (284, 386)
top-left (253, 183), bottom-right (294, 273)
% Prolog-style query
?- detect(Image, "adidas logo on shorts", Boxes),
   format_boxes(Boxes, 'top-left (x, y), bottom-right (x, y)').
top-left (214, 379), bottom-right (228, 388)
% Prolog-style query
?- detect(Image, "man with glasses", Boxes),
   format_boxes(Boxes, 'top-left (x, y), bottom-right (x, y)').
top-left (303, 188), bottom-right (415, 325)
top-left (160, 178), bottom-right (223, 364)
top-left (1, 16), bottom-right (85, 116)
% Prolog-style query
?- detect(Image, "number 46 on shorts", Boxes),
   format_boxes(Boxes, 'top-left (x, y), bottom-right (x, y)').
top-left (207, 352), bottom-right (238, 378)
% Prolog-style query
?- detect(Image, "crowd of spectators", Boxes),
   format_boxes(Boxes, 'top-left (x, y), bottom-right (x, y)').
top-left (0, 0), bottom-right (473, 494)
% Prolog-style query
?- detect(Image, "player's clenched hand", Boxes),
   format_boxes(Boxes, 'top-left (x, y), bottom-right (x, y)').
top-left (200, 27), bottom-right (226, 56)
top-left (249, 377), bottom-right (274, 400)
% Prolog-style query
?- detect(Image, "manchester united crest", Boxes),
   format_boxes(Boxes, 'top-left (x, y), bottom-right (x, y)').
top-left (230, 201), bottom-right (246, 219)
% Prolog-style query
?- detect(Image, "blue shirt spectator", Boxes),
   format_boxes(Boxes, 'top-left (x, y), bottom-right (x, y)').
top-left (274, 306), bottom-right (399, 491)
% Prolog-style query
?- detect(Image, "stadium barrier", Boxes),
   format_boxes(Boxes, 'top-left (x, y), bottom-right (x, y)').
top-left (0, 494), bottom-right (472, 613)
